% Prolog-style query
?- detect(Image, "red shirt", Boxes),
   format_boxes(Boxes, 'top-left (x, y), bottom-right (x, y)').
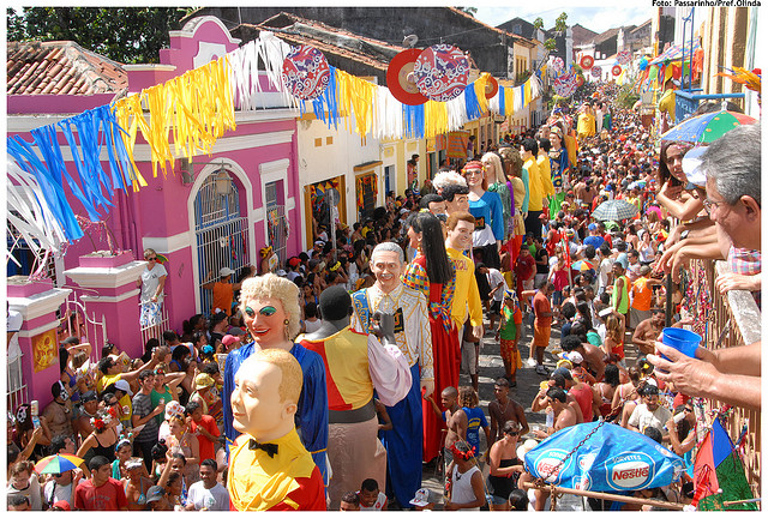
top-left (192, 414), bottom-right (220, 463)
top-left (569, 383), bottom-right (594, 422)
top-left (74, 478), bottom-right (128, 511)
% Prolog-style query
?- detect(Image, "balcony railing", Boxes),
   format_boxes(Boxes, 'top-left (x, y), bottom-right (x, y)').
top-left (686, 258), bottom-right (761, 498)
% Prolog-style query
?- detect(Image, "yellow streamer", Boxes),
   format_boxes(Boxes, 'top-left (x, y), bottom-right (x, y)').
top-left (113, 95), bottom-right (149, 191)
top-left (424, 100), bottom-right (448, 139)
top-left (336, 69), bottom-right (376, 139)
top-left (524, 79), bottom-right (532, 106)
top-left (111, 100), bottom-right (144, 191)
top-left (473, 73), bottom-right (490, 114)
top-left (504, 87), bottom-right (514, 116)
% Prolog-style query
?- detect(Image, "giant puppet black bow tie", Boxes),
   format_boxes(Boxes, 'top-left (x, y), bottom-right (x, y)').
top-left (248, 439), bottom-right (278, 457)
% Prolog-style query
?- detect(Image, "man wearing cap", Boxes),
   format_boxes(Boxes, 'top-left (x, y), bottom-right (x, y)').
top-left (202, 267), bottom-right (241, 316)
top-left (583, 223), bottom-right (605, 251)
top-left (74, 391), bottom-right (100, 439)
top-left (308, 239), bottom-right (326, 259)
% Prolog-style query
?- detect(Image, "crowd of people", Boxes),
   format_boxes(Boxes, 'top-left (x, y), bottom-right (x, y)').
top-left (7, 80), bottom-right (760, 511)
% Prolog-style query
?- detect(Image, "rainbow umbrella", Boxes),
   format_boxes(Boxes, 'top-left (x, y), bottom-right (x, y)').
top-left (35, 454), bottom-right (84, 475)
top-left (155, 254), bottom-right (169, 264)
top-left (661, 110), bottom-right (756, 144)
top-left (571, 260), bottom-right (595, 272)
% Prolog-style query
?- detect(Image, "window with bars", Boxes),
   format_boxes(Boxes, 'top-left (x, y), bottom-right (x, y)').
top-left (265, 181), bottom-right (287, 266)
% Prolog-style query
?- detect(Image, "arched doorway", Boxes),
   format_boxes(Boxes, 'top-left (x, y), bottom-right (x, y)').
top-left (193, 168), bottom-right (250, 315)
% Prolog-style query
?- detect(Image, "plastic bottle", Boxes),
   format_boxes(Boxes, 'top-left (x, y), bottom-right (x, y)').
top-left (31, 400), bottom-right (40, 428)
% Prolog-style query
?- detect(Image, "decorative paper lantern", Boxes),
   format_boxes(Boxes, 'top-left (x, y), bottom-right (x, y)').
top-left (413, 44), bottom-right (470, 102)
top-left (552, 57), bottom-right (565, 73)
top-left (590, 66), bottom-right (602, 78)
top-left (281, 45), bottom-right (330, 100)
top-left (386, 49), bottom-right (429, 105)
top-left (580, 54), bottom-right (595, 70)
top-left (612, 65), bottom-right (622, 77)
top-left (576, 75), bottom-right (585, 87)
top-left (617, 50), bottom-right (632, 65)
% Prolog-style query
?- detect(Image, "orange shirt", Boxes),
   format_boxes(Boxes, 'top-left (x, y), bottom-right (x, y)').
top-left (631, 277), bottom-right (653, 311)
top-left (533, 291), bottom-right (552, 327)
top-left (212, 281), bottom-right (234, 315)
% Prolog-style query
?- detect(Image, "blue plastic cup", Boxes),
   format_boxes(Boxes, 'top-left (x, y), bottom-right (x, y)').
top-left (661, 327), bottom-right (701, 360)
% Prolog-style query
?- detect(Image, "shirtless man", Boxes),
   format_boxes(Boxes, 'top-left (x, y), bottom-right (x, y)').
top-left (534, 388), bottom-right (577, 439)
top-left (632, 308), bottom-right (665, 355)
top-left (487, 379), bottom-right (529, 446)
top-left (560, 334), bottom-right (605, 381)
top-left (427, 387), bottom-right (466, 484)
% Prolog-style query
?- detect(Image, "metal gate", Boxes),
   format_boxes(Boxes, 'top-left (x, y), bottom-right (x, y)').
top-left (265, 181), bottom-right (288, 265)
top-left (194, 170), bottom-right (250, 316)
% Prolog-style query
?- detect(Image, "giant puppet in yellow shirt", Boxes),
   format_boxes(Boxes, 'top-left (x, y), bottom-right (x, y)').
top-left (227, 349), bottom-right (325, 511)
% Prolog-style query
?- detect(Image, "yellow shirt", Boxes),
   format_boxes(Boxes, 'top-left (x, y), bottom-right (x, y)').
top-left (446, 248), bottom-right (483, 327)
top-left (524, 156), bottom-right (545, 212)
top-left (536, 154), bottom-right (555, 197)
top-left (97, 373), bottom-right (122, 394)
top-left (228, 429), bottom-right (322, 511)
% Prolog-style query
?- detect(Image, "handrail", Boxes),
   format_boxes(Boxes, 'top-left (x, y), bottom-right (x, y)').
top-left (688, 258), bottom-right (761, 497)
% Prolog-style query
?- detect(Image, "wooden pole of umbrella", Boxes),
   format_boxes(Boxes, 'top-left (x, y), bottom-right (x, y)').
top-left (520, 481), bottom-right (687, 510)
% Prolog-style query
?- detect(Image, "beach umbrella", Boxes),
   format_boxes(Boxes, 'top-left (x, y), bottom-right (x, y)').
top-left (692, 418), bottom-right (757, 510)
top-left (592, 200), bottom-right (638, 222)
top-left (571, 260), bottom-right (595, 272)
top-left (661, 110), bottom-right (756, 144)
top-left (35, 454), bottom-right (84, 475)
top-left (524, 422), bottom-right (685, 491)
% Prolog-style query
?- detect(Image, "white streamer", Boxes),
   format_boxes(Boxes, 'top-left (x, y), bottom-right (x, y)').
top-left (6, 157), bottom-right (68, 262)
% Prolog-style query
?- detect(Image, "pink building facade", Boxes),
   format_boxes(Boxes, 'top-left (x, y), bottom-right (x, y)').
top-left (7, 17), bottom-right (301, 406)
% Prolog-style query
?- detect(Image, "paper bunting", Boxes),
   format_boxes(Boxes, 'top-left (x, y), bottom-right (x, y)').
top-left (8, 29), bottom-right (548, 260)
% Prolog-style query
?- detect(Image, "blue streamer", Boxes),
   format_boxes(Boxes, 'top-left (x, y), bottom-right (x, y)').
top-left (29, 125), bottom-right (100, 222)
top-left (107, 103), bottom-right (137, 191)
top-left (465, 83), bottom-right (482, 120)
top-left (58, 114), bottom-right (112, 218)
top-left (76, 110), bottom-right (114, 204)
top-left (95, 105), bottom-right (128, 193)
top-left (311, 66), bottom-right (339, 130)
top-left (499, 85), bottom-right (505, 116)
top-left (403, 104), bottom-right (425, 139)
top-left (7, 135), bottom-right (84, 241)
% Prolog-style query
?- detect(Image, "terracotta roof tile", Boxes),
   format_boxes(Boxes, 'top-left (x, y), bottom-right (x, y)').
top-left (6, 40), bottom-right (128, 98)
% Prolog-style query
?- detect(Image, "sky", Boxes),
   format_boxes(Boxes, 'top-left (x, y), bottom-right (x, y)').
top-left (472, 1), bottom-right (654, 35)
